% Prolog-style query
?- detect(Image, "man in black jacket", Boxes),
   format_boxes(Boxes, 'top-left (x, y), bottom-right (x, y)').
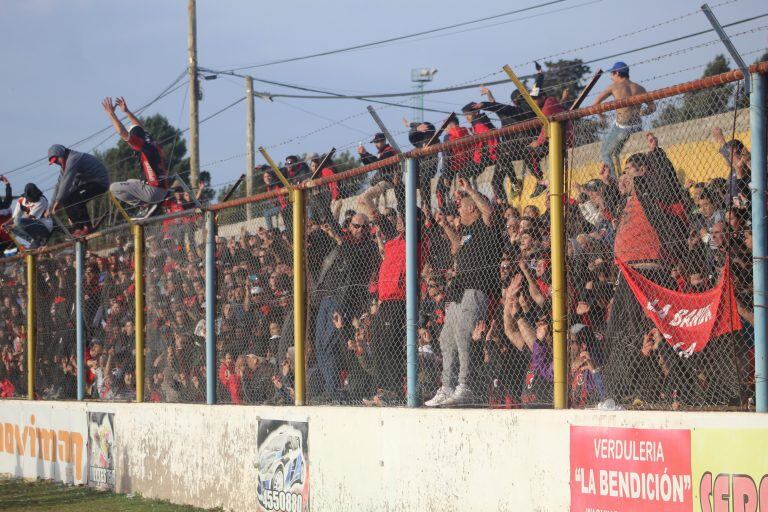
top-left (313, 213), bottom-right (380, 400)
top-left (471, 86), bottom-right (538, 204)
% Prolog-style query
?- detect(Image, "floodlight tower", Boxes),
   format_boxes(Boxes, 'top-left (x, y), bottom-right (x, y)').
top-left (411, 68), bottom-right (438, 122)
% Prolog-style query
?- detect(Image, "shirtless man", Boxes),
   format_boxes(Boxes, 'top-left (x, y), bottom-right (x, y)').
top-left (593, 62), bottom-right (655, 178)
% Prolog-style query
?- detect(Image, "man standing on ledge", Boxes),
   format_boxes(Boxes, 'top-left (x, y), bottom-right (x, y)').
top-left (48, 144), bottom-right (110, 237)
top-left (592, 62), bottom-right (655, 178)
top-left (102, 97), bottom-right (170, 219)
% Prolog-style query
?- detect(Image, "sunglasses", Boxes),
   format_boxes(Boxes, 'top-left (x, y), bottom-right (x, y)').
top-left (350, 223), bottom-right (367, 229)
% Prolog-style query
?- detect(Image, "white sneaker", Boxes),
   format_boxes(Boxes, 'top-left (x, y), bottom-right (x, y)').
top-left (441, 385), bottom-right (473, 407)
top-left (425, 387), bottom-right (453, 407)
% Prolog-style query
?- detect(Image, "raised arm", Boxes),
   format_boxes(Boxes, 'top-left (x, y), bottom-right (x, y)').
top-left (115, 97), bottom-right (143, 130)
top-left (457, 177), bottom-right (493, 226)
top-left (102, 97), bottom-right (130, 141)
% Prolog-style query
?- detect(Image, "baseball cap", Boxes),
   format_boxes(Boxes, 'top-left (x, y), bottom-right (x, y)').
top-left (608, 61), bottom-right (629, 74)
top-left (285, 155), bottom-right (299, 165)
top-left (370, 133), bottom-right (386, 143)
top-left (47, 144), bottom-right (67, 164)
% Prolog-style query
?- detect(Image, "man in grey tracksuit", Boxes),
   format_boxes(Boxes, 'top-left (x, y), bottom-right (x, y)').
top-left (48, 144), bottom-right (110, 236)
top-left (425, 193), bottom-right (500, 406)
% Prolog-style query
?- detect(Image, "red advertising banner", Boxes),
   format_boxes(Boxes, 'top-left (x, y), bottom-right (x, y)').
top-left (617, 259), bottom-right (741, 355)
top-left (570, 426), bottom-right (693, 512)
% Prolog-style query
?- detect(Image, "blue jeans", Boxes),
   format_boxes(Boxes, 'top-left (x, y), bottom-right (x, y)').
top-left (601, 123), bottom-right (641, 178)
top-left (262, 205), bottom-right (281, 230)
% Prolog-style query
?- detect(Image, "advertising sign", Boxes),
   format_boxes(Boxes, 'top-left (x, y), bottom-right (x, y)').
top-left (692, 429), bottom-right (768, 512)
top-left (570, 425), bottom-right (693, 512)
top-left (256, 419), bottom-right (309, 512)
top-left (87, 412), bottom-right (116, 490)
top-left (0, 402), bottom-right (87, 484)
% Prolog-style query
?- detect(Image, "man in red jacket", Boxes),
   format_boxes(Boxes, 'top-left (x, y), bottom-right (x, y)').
top-left (436, 114), bottom-right (472, 212)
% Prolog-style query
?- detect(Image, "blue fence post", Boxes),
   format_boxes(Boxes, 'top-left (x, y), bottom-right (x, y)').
top-left (751, 71), bottom-right (767, 412)
top-left (75, 241), bottom-right (85, 401)
top-left (405, 157), bottom-right (420, 407)
top-left (205, 211), bottom-right (217, 405)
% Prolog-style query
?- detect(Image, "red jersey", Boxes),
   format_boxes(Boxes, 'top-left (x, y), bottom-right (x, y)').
top-left (127, 132), bottom-right (168, 188)
top-left (471, 122), bottom-right (498, 164)
top-left (614, 194), bottom-right (662, 263)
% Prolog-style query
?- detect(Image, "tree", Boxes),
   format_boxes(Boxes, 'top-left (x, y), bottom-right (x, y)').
top-left (653, 54), bottom-right (735, 127)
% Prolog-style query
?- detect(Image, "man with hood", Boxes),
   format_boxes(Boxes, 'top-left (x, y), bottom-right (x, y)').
top-left (11, 183), bottom-right (53, 248)
top-left (102, 97), bottom-right (169, 219)
top-left (48, 143), bottom-right (110, 236)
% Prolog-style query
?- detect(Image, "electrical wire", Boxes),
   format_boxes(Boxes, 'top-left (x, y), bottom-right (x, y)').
top-left (211, 0), bottom-right (576, 71)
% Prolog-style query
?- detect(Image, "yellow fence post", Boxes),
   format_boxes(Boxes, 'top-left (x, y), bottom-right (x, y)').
top-left (133, 223), bottom-right (145, 403)
top-left (292, 188), bottom-right (306, 406)
top-left (25, 253), bottom-right (36, 400)
top-left (548, 121), bottom-right (568, 409)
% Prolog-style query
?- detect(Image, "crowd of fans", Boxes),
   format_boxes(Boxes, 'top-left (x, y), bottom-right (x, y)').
top-left (0, 63), bottom-right (757, 410)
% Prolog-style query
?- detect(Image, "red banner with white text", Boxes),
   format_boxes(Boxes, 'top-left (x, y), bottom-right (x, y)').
top-left (616, 260), bottom-right (741, 355)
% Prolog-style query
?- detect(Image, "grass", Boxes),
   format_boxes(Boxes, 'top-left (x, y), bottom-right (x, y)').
top-left (0, 479), bottom-right (221, 511)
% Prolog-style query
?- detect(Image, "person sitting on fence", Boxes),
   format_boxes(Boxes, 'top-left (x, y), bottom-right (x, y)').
top-left (436, 113), bottom-right (472, 213)
top-left (0, 176), bottom-right (16, 252)
top-left (102, 97), bottom-right (170, 219)
top-left (10, 184), bottom-right (53, 249)
top-left (357, 133), bottom-right (401, 214)
top-left (592, 62), bottom-right (655, 179)
top-left (309, 154), bottom-right (342, 226)
top-left (404, 118), bottom-right (438, 211)
top-left (461, 102), bottom-right (499, 185)
top-left (472, 86), bottom-right (539, 204)
top-left (526, 70), bottom-right (569, 199)
top-left (48, 144), bottom-right (110, 237)
top-left (261, 166), bottom-right (286, 231)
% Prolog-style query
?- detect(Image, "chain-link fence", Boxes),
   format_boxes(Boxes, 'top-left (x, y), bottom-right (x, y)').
top-left (215, 200), bottom-right (294, 405)
top-left (34, 246), bottom-right (77, 399)
top-left (0, 256), bottom-right (27, 399)
top-left (143, 210), bottom-right (207, 403)
top-left (0, 66), bottom-right (764, 413)
top-left (82, 226), bottom-right (137, 401)
top-left (564, 79), bottom-right (753, 410)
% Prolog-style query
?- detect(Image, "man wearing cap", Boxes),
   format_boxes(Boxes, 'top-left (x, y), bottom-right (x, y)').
top-left (48, 143), bottom-right (110, 237)
top-left (102, 97), bottom-right (170, 219)
top-left (592, 62), bottom-right (655, 178)
top-left (436, 113), bottom-right (472, 212)
top-left (357, 133), bottom-right (402, 214)
top-left (462, 103), bottom-right (499, 182)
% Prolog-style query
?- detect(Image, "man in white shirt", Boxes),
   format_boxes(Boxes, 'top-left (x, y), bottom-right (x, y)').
top-left (11, 183), bottom-right (53, 248)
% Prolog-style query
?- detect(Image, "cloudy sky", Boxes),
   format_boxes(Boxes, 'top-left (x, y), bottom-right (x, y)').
top-left (0, 0), bottom-right (766, 194)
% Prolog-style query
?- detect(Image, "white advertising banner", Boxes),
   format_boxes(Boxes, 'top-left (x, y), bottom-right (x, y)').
top-left (0, 402), bottom-right (87, 484)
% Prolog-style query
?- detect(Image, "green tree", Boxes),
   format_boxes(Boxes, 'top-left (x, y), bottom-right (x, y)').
top-left (653, 54), bottom-right (735, 127)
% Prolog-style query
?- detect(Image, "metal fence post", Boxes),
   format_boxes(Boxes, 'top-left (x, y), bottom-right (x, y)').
top-left (25, 253), bottom-right (36, 400)
top-left (292, 188), bottom-right (306, 406)
top-left (75, 241), bottom-right (85, 400)
top-left (205, 211), bottom-right (217, 405)
top-left (549, 121), bottom-right (567, 409)
top-left (133, 224), bottom-right (145, 403)
top-left (751, 71), bottom-right (767, 412)
top-left (405, 158), bottom-right (420, 407)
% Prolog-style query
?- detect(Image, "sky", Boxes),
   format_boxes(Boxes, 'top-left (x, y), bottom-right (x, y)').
top-left (0, 0), bottom-right (766, 195)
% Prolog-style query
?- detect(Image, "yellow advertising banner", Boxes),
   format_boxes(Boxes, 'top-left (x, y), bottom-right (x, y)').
top-left (691, 429), bottom-right (768, 512)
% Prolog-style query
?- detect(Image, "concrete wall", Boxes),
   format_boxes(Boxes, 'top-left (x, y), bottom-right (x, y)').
top-left (1, 400), bottom-right (767, 511)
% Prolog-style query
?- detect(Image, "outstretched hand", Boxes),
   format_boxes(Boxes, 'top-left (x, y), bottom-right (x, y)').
top-left (115, 97), bottom-right (129, 113)
top-left (101, 97), bottom-right (115, 114)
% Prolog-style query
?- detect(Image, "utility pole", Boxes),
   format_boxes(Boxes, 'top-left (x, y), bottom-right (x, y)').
top-left (245, 76), bottom-right (255, 219)
top-left (187, 0), bottom-right (200, 188)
